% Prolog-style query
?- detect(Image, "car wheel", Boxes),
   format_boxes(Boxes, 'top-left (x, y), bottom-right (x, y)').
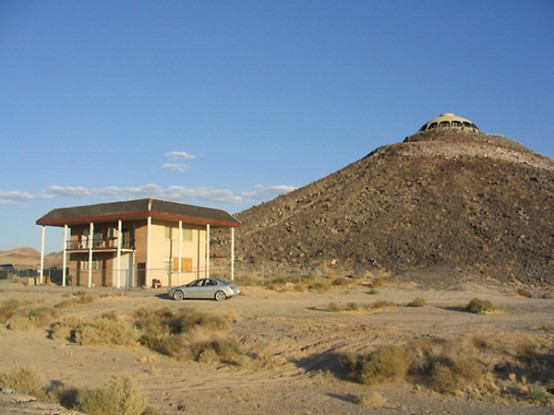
top-left (214, 290), bottom-right (227, 301)
top-left (173, 290), bottom-right (185, 301)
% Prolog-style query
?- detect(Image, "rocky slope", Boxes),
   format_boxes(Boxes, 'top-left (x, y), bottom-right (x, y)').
top-left (218, 129), bottom-right (554, 285)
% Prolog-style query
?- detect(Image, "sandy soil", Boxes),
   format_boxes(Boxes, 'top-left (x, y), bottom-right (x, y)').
top-left (0, 280), bottom-right (552, 415)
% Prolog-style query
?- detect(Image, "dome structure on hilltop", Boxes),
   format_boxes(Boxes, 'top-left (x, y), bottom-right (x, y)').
top-left (419, 113), bottom-right (480, 133)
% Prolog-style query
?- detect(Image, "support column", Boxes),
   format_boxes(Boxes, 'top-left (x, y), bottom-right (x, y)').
top-left (88, 222), bottom-right (94, 288)
top-left (116, 220), bottom-right (122, 289)
top-left (205, 224), bottom-right (210, 278)
top-left (178, 221), bottom-right (183, 286)
top-left (146, 216), bottom-right (152, 288)
top-left (231, 227), bottom-right (235, 281)
top-left (39, 226), bottom-right (46, 284)
top-left (62, 225), bottom-right (68, 287)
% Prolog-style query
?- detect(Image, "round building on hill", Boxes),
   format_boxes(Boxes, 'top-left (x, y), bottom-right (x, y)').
top-left (419, 113), bottom-right (480, 133)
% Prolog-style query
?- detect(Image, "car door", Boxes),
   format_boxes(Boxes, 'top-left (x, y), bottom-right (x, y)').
top-left (202, 279), bottom-right (219, 298)
top-left (185, 279), bottom-right (204, 298)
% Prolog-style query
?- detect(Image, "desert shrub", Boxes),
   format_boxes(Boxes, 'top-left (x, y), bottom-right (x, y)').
top-left (368, 288), bottom-right (379, 295)
top-left (341, 345), bottom-right (412, 385)
top-left (308, 281), bottom-right (331, 292)
top-left (190, 339), bottom-right (241, 363)
top-left (430, 353), bottom-right (482, 394)
top-left (49, 316), bottom-right (83, 341)
top-left (516, 288), bottom-right (533, 298)
top-left (331, 277), bottom-right (349, 286)
top-left (0, 366), bottom-right (45, 399)
top-left (76, 375), bottom-right (147, 415)
top-left (7, 306), bottom-right (58, 331)
top-left (541, 291), bottom-right (553, 300)
top-left (407, 298), bottom-right (426, 307)
top-left (356, 391), bottom-right (387, 407)
top-left (0, 299), bottom-right (20, 323)
top-left (466, 298), bottom-right (503, 314)
top-left (326, 302), bottom-right (359, 312)
top-left (372, 300), bottom-right (395, 309)
top-left (134, 306), bottom-right (234, 362)
top-left (73, 317), bottom-right (136, 346)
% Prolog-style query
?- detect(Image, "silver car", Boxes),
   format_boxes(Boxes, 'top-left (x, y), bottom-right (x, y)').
top-left (168, 278), bottom-right (240, 301)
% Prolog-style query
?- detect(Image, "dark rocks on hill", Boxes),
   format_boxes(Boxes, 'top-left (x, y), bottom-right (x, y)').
top-left (217, 128), bottom-right (554, 286)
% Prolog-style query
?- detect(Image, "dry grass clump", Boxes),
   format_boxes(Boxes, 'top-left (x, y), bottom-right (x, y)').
top-left (76, 375), bottom-right (150, 415)
top-left (466, 298), bottom-right (504, 314)
top-left (56, 290), bottom-right (97, 309)
top-left (429, 353), bottom-right (482, 394)
top-left (133, 306), bottom-right (237, 363)
top-left (356, 390), bottom-right (387, 407)
top-left (341, 345), bottom-right (413, 385)
top-left (6, 306), bottom-right (58, 331)
top-left (0, 366), bottom-right (46, 399)
top-left (0, 299), bottom-right (20, 323)
top-left (308, 280), bottom-right (331, 292)
top-left (407, 297), bottom-right (427, 307)
top-left (326, 302), bottom-right (359, 312)
top-left (73, 316), bottom-right (137, 346)
top-left (410, 338), bottom-right (483, 394)
top-left (50, 315), bottom-right (136, 345)
top-left (371, 300), bottom-right (395, 309)
top-left (516, 288), bottom-right (534, 298)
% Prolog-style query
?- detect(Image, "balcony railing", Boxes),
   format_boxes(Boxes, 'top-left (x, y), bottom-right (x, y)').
top-left (66, 238), bottom-right (135, 250)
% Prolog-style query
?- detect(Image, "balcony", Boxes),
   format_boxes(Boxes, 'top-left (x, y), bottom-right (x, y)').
top-left (66, 238), bottom-right (135, 251)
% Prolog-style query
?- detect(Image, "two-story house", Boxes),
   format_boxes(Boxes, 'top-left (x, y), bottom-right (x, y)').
top-left (36, 198), bottom-right (240, 288)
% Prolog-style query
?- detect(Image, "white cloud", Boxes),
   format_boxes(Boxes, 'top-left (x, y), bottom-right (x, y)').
top-left (95, 184), bottom-right (242, 204)
top-left (0, 190), bottom-right (34, 205)
top-left (42, 186), bottom-right (91, 199)
top-left (241, 184), bottom-right (296, 201)
top-left (161, 163), bottom-right (189, 173)
top-left (165, 151), bottom-right (196, 160)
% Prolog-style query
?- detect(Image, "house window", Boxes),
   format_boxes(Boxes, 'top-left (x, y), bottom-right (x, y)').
top-left (183, 228), bottom-right (193, 241)
top-left (166, 226), bottom-right (193, 241)
top-left (81, 260), bottom-right (99, 270)
top-left (173, 257), bottom-right (193, 272)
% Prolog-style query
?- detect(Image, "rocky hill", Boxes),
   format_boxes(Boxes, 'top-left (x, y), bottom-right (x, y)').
top-left (219, 125), bottom-right (554, 286)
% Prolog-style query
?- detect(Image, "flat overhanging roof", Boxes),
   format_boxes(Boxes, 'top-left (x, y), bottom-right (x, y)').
top-left (36, 198), bottom-right (240, 228)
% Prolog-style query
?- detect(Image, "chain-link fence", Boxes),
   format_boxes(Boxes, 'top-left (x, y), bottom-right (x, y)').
top-left (0, 261), bottom-right (342, 289)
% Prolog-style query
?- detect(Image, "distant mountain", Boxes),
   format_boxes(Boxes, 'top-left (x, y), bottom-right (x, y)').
top-left (0, 248), bottom-right (62, 269)
top-left (218, 121), bottom-right (554, 286)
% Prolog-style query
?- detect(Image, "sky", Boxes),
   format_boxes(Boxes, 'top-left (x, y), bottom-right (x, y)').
top-left (1, 0), bottom-right (553, 254)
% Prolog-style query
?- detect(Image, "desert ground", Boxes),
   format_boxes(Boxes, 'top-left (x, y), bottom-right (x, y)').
top-left (0, 278), bottom-right (552, 415)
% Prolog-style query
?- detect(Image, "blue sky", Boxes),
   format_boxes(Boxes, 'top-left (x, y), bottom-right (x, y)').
top-left (1, 0), bottom-right (553, 253)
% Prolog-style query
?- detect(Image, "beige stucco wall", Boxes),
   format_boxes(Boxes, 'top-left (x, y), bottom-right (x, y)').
top-left (65, 219), bottom-right (209, 288)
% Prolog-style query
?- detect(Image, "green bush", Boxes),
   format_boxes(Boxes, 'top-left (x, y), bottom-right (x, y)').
top-left (527, 388), bottom-right (553, 405)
